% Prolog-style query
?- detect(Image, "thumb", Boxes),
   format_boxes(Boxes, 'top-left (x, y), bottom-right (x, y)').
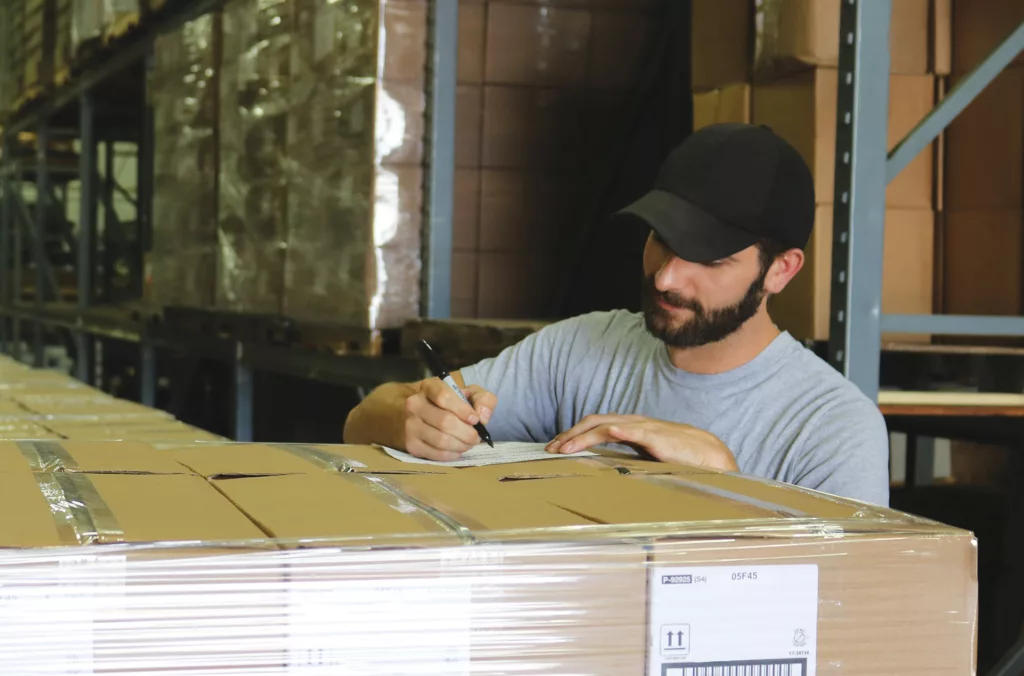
top-left (463, 385), bottom-right (497, 424)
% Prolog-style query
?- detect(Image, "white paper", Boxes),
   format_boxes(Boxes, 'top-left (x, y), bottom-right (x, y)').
top-left (0, 554), bottom-right (126, 675)
top-left (649, 564), bottom-right (819, 676)
top-left (288, 573), bottom-right (472, 675)
top-left (381, 441), bottom-right (596, 467)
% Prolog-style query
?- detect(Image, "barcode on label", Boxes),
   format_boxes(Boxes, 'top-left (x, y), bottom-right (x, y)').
top-left (664, 659), bottom-right (806, 676)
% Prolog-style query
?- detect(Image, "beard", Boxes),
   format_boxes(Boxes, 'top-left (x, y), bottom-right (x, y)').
top-left (641, 268), bottom-right (768, 349)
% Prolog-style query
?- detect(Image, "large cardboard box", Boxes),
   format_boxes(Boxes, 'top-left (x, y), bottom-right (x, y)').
top-left (693, 83), bottom-right (752, 130)
top-left (951, 0), bottom-right (1024, 76)
top-left (769, 207), bottom-right (935, 342)
top-left (942, 210), bottom-right (1024, 316)
top-left (0, 441), bottom-right (977, 675)
top-left (692, 0), bottom-right (948, 89)
top-left (753, 68), bottom-right (937, 208)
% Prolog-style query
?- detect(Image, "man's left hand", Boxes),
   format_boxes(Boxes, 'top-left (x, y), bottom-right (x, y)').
top-left (545, 414), bottom-right (739, 472)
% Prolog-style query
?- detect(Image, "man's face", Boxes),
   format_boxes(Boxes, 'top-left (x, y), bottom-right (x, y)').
top-left (641, 230), bottom-right (770, 348)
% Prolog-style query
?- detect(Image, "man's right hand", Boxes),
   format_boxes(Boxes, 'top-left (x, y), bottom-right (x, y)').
top-left (404, 379), bottom-right (497, 462)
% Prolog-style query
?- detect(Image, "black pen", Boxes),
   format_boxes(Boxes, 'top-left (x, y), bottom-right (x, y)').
top-left (416, 339), bottom-right (494, 448)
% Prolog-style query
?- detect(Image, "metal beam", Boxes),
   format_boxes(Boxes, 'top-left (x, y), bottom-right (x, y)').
top-left (76, 92), bottom-right (97, 383)
top-left (140, 341), bottom-right (156, 407)
top-left (422, 0), bottom-right (458, 319)
top-left (3, 0), bottom-right (232, 136)
top-left (827, 0), bottom-right (892, 403)
top-left (33, 123), bottom-right (49, 367)
top-left (887, 20), bottom-right (1024, 183)
top-left (233, 343), bottom-right (254, 442)
top-left (881, 313), bottom-right (1024, 337)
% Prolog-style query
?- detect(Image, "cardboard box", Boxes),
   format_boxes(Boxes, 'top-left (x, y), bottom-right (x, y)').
top-left (942, 210), bottom-right (1024, 315)
top-left (0, 440), bottom-right (189, 474)
top-left (693, 0), bottom-right (943, 88)
top-left (693, 83), bottom-right (752, 130)
top-left (754, 69), bottom-right (936, 208)
top-left (502, 471), bottom-right (977, 675)
top-left (951, 0), bottom-right (1024, 76)
top-left (477, 252), bottom-right (559, 319)
top-left (484, 2), bottom-right (591, 87)
top-left (769, 207), bottom-right (935, 342)
top-left (944, 66), bottom-right (1024, 211)
top-left (481, 85), bottom-right (589, 170)
top-left (479, 169), bottom-right (576, 252)
top-left (164, 442), bottom-right (459, 477)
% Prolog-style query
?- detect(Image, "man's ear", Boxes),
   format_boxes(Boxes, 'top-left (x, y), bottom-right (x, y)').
top-left (764, 248), bottom-right (804, 295)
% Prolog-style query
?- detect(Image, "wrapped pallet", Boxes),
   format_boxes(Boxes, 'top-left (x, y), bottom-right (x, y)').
top-left (216, 0), bottom-right (292, 314)
top-left (0, 439), bottom-right (979, 674)
top-left (149, 13), bottom-right (219, 308)
top-left (282, 0), bottom-right (425, 329)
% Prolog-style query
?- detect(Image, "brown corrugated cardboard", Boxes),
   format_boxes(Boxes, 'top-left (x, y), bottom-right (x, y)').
top-left (481, 85), bottom-right (588, 170)
top-left (456, 85), bottom-right (483, 168)
top-left (754, 0), bottom-right (931, 78)
top-left (478, 252), bottom-right (559, 319)
top-left (753, 69), bottom-right (936, 208)
top-left (0, 471), bottom-right (267, 547)
top-left (943, 210), bottom-right (1024, 315)
top-left (691, 0), bottom-right (751, 90)
top-left (693, 83), bottom-right (752, 130)
top-left (693, 0), bottom-right (939, 88)
top-left (165, 443), bottom-right (458, 478)
top-left (479, 169), bottom-right (575, 252)
top-left (951, 0), bottom-right (1024, 75)
top-left (932, 0), bottom-right (952, 76)
top-left (769, 207), bottom-right (934, 342)
top-left (0, 440), bottom-right (190, 474)
top-left (484, 2), bottom-right (591, 86)
top-left (944, 66), bottom-right (1024, 210)
top-left (211, 472), bottom-right (592, 545)
top-left (458, 1), bottom-right (485, 84)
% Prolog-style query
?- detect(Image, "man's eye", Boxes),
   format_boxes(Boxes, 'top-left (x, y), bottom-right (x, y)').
top-left (702, 259), bottom-right (726, 268)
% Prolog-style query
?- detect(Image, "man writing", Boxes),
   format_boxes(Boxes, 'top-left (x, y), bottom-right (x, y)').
top-left (344, 123), bottom-right (890, 506)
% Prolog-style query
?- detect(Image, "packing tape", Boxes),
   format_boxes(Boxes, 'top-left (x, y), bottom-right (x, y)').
top-left (269, 443), bottom-right (361, 472)
top-left (33, 472), bottom-right (125, 545)
top-left (636, 473), bottom-right (809, 518)
top-left (335, 473), bottom-right (480, 545)
top-left (16, 439), bottom-right (79, 472)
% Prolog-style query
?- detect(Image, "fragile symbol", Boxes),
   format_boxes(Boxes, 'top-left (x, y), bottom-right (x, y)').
top-left (660, 624), bottom-right (690, 656)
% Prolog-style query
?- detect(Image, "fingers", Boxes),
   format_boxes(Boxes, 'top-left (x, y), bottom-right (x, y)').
top-left (463, 385), bottom-right (498, 424)
top-left (421, 379), bottom-right (479, 425)
top-left (404, 383), bottom-right (486, 461)
top-left (546, 414), bottom-right (640, 453)
top-left (551, 423), bottom-right (619, 454)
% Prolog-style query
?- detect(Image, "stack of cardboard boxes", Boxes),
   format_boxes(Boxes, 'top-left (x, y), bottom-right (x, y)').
top-left (692, 0), bottom-right (951, 342)
top-left (451, 0), bottom-right (659, 319)
top-left (941, 0), bottom-right (1024, 318)
top-left (0, 430), bottom-right (979, 673)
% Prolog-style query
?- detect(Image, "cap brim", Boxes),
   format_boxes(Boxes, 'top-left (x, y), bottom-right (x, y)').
top-left (614, 189), bottom-right (759, 263)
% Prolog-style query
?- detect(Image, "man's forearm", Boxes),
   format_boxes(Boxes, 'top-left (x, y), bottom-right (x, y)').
top-left (342, 381), bottom-right (422, 448)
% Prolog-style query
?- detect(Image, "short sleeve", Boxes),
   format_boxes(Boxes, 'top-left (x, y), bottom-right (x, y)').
top-left (789, 398), bottom-right (891, 507)
top-left (459, 312), bottom-right (626, 444)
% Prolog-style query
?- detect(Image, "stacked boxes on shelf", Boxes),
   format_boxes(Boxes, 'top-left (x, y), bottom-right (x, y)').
top-left (149, 11), bottom-right (219, 309)
top-left (281, 0), bottom-right (426, 328)
top-left (452, 0), bottom-right (659, 319)
top-left (216, 0), bottom-right (292, 315)
top-left (692, 0), bottom-right (951, 342)
top-left (940, 0), bottom-right (1024, 318)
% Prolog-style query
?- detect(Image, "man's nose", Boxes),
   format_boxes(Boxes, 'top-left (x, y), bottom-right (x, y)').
top-left (653, 256), bottom-right (697, 291)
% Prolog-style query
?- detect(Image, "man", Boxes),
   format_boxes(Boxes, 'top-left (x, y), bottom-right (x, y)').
top-left (344, 123), bottom-right (890, 506)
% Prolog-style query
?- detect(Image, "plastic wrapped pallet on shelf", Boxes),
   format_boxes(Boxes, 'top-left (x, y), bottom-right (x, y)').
top-left (282, 0), bottom-right (424, 328)
top-left (149, 12), bottom-right (219, 309)
top-left (0, 438), bottom-right (978, 675)
top-left (215, 0), bottom-right (291, 315)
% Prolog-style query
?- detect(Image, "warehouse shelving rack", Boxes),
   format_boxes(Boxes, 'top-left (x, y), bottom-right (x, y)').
top-left (833, 5), bottom-right (1024, 675)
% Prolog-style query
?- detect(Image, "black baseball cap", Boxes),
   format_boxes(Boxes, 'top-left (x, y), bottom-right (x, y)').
top-left (615, 123), bottom-right (815, 263)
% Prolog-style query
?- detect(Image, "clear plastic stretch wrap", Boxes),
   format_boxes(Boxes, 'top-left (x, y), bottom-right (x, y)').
top-left (150, 13), bottom-right (219, 309)
top-left (211, 0), bottom-right (424, 326)
top-left (0, 437), bottom-right (980, 675)
top-left (216, 0), bottom-right (291, 314)
top-left (282, 0), bottom-right (424, 328)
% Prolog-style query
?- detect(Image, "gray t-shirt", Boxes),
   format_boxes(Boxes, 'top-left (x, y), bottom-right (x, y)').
top-left (461, 310), bottom-right (890, 506)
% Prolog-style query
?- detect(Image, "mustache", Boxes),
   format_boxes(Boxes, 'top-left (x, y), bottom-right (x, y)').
top-left (643, 276), bottom-right (703, 313)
